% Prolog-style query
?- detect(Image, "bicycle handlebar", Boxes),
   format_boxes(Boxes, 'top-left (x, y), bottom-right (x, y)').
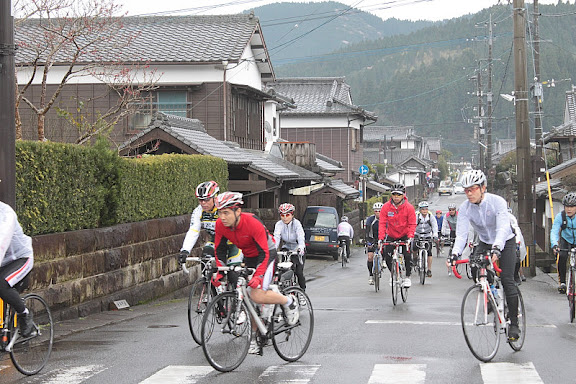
top-left (451, 254), bottom-right (502, 279)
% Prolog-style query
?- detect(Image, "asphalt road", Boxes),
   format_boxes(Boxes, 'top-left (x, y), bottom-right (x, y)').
top-left (1, 194), bottom-right (574, 383)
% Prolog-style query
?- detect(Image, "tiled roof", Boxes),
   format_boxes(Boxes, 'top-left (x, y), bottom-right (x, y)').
top-left (363, 126), bottom-right (416, 141)
top-left (367, 180), bottom-right (390, 193)
top-left (327, 180), bottom-right (360, 199)
top-left (16, 14), bottom-right (263, 65)
top-left (316, 153), bottom-right (345, 173)
top-left (266, 77), bottom-right (376, 120)
top-left (423, 137), bottom-right (442, 152)
top-left (119, 113), bottom-right (321, 181)
top-left (544, 86), bottom-right (576, 141)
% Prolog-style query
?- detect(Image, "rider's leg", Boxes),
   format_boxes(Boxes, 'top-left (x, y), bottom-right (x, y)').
top-left (499, 239), bottom-right (519, 326)
top-left (367, 251), bottom-right (374, 276)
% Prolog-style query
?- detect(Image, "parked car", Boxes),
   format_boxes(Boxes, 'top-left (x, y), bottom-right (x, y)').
top-left (438, 181), bottom-right (453, 196)
top-left (302, 206), bottom-right (339, 260)
top-left (453, 181), bottom-right (465, 194)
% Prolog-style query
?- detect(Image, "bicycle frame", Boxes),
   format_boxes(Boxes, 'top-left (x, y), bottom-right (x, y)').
top-left (453, 255), bottom-right (506, 326)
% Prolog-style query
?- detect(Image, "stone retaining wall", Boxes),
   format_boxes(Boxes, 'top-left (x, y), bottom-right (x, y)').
top-left (30, 215), bottom-right (196, 322)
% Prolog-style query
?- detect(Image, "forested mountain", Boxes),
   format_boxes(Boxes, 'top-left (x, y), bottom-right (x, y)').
top-left (251, 2), bottom-right (576, 158)
top-left (250, 2), bottom-right (434, 63)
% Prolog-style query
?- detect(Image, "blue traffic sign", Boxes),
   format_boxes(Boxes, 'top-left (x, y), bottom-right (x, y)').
top-left (359, 165), bottom-right (369, 175)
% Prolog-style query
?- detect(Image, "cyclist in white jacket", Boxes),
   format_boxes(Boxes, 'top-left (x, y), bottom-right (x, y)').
top-left (273, 203), bottom-right (306, 290)
top-left (0, 201), bottom-right (35, 337)
top-left (337, 216), bottom-right (354, 260)
top-left (450, 170), bottom-right (520, 342)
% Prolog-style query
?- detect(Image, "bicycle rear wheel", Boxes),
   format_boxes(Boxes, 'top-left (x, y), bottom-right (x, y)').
top-left (568, 268), bottom-right (575, 323)
top-left (10, 294), bottom-right (54, 375)
top-left (201, 292), bottom-right (251, 372)
top-left (508, 289), bottom-right (526, 351)
top-left (465, 263), bottom-right (473, 279)
top-left (339, 246), bottom-right (346, 268)
top-left (273, 287), bottom-right (314, 361)
top-left (188, 277), bottom-right (213, 345)
top-left (373, 255), bottom-right (380, 292)
top-left (461, 285), bottom-right (500, 362)
top-left (391, 259), bottom-right (399, 305)
top-left (419, 249), bottom-right (426, 285)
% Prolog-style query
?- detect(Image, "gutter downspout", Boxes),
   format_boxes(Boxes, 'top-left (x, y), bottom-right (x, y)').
top-left (222, 61), bottom-right (228, 141)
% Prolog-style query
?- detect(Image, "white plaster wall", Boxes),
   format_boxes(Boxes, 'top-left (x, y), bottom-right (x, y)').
top-left (281, 115), bottom-right (359, 129)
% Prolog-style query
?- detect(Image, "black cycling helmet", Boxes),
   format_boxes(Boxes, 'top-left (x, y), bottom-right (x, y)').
top-left (391, 183), bottom-right (406, 195)
top-left (562, 192), bottom-right (576, 207)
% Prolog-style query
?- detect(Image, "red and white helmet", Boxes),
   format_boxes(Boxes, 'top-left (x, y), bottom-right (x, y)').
top-left (278, 203), bottom-right (295, 214)
top-left (195, 181), bottom-right (219, 199)
top-left (215, 192), bottom-right (244, 210)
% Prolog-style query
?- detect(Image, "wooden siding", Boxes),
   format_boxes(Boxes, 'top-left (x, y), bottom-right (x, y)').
top-left (17, 82), bottom-right (264, 151)
top-left (282, 127), bottom-right (363, 182)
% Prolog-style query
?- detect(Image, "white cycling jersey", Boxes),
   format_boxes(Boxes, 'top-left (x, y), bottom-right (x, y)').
top-left (0, 202), bottom-right (33, 267)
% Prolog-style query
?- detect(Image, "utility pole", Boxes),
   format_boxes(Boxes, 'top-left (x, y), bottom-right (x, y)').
top-left (533, 0), bottom-right (543, 159)
top-left (0, 0), bottom-right (16, 207)
top-left (476, 70), bottom-right (485, 172)
top-left (513, 0), bottom-right (535, 276)
top-left (486, 14), bottom-right (494, 171)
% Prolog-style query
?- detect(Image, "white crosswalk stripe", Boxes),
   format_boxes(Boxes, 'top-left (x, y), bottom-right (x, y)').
top-left (258, 364), bottom-right (320, 383)
top-left (42, 365), bottom-right (107, 384)
top-left (368, 364), bottom-right (426, 384)
top-left (480, 362), bottom-right (544, 384)
top-left (140, 365), bottom-right (214, 384)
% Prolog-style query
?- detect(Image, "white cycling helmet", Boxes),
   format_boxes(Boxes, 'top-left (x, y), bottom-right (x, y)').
top-left (418, 201), bottom-right (429, 209)
top-left (461, 170), bottom-right (487, 188)
top-left (341, 216), bottom-right (349, 222)
top-left (373, 202), bottom-right (384, 210)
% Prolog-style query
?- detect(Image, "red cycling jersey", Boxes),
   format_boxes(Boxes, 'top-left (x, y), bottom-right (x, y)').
top-left (378, 196), bottom-right (417, 240)
top-left (214, 212), bottom-right (276, 282)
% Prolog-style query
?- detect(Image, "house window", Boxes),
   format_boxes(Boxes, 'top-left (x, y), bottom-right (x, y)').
top-left (128, 90), bottom-right (188, 132)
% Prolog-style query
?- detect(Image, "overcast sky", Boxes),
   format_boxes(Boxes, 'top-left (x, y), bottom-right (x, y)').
top-left (118, 0), bottom-right (564, 21)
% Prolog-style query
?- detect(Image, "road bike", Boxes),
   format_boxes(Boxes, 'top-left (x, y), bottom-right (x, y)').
top-left (557, 247), bottom-right (576, 322)
top-left (0, 293), bottom-right (54, 375)
top-left (338, 237), bottom-right (348, 267)
top-left (452, 252), bottom-right (526, 362)
top-left (200, 264), bottom-right (314, 372)
top-left (413, 236), bottom-right (432, 285)
top-left (447, 238), bottom-right (473, 279)
top-left (182, 253), bottom-right (225, 345)
top-left (383, 241), bottom-right (409, 305)
top-left (371, 244), bottom-right (384, 292)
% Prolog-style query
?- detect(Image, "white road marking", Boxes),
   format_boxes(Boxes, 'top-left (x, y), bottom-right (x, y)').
top-left (481, 362), bottom-right (544, 384)
top-left (259, 364), bottom-right (321, 383)
top-left (140, 365), bottom-right (214, 384)
top-left (43, 365), bottom-right (107, 384)
top-left (366, 320), bottom-right (556, 328)
top-left (368, 364), bottom-right (426, 384)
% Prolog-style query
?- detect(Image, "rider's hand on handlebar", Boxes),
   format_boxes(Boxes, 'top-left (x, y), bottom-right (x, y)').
top-left (178, 250), bottom-right (189, 264)
top-left (248, 275), bottom-right (263, 289)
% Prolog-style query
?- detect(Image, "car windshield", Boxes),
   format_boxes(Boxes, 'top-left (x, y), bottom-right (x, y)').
top-left (303, 211), bottom-right (337, 228)
top-left (455, 182), bottom-right (463, 187)
top-left (439, 181), bottom-right (451, 187)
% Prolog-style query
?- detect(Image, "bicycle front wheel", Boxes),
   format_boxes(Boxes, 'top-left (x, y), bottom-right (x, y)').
top-left (461, 285), bottom-right (500, 362)
top-left (568, 268), bottom-right (575, 323)
top-left (373, 255), bottom-right (380, 292)
top-left (339, 247), bottom-right (346, 267)
top-left (273, 287), bottom-right (314, 361)
top-left (508, 289), bottom-right (526, 351)
top-left (201, 292), bottom-right (251, 372)
top-left (188, 277), bottom-right (213, 345)
top-left (10, 294), bottom-right (54, 375)
top-left (419, 249), bottom-right (426, 285)
top-left (391, 259), bottom-right (399, 305)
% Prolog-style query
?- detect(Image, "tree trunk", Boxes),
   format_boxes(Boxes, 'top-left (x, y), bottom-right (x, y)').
top-left (37, 113), bottom-right (46, 141)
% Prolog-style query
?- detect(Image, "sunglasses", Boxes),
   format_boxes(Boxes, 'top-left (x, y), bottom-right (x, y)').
top-left (198, 198), bottom-right (212, 202)
top-left (391, 192), bottom-right (404, 196)
top-left (280, 213), bottom-right (292, 217)
top-left (464, 185), bottom-right (480, 194)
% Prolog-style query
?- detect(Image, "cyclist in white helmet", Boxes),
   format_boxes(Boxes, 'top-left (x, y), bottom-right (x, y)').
top-left (337, 216), bottom-right (354, 261)
top-left (273, 203), bottom-right (306, 291)
top-left (449, 170), bottom-right (521, 342)
top-left (414, 201), bottom-right (438, 277)
top-left (366, 202), bottom-right (383, 285)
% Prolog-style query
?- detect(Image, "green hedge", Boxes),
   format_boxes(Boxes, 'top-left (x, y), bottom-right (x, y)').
top-left (15, 141), bottom-right (228, 235)
top-left (115, 154), bottom-right (227, 223)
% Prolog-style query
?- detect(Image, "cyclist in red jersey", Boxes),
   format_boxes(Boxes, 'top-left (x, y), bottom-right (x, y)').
top-left (378, 183), bottom-right (417, 287)
top-left (213, 192), bottom-right (299, 353)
